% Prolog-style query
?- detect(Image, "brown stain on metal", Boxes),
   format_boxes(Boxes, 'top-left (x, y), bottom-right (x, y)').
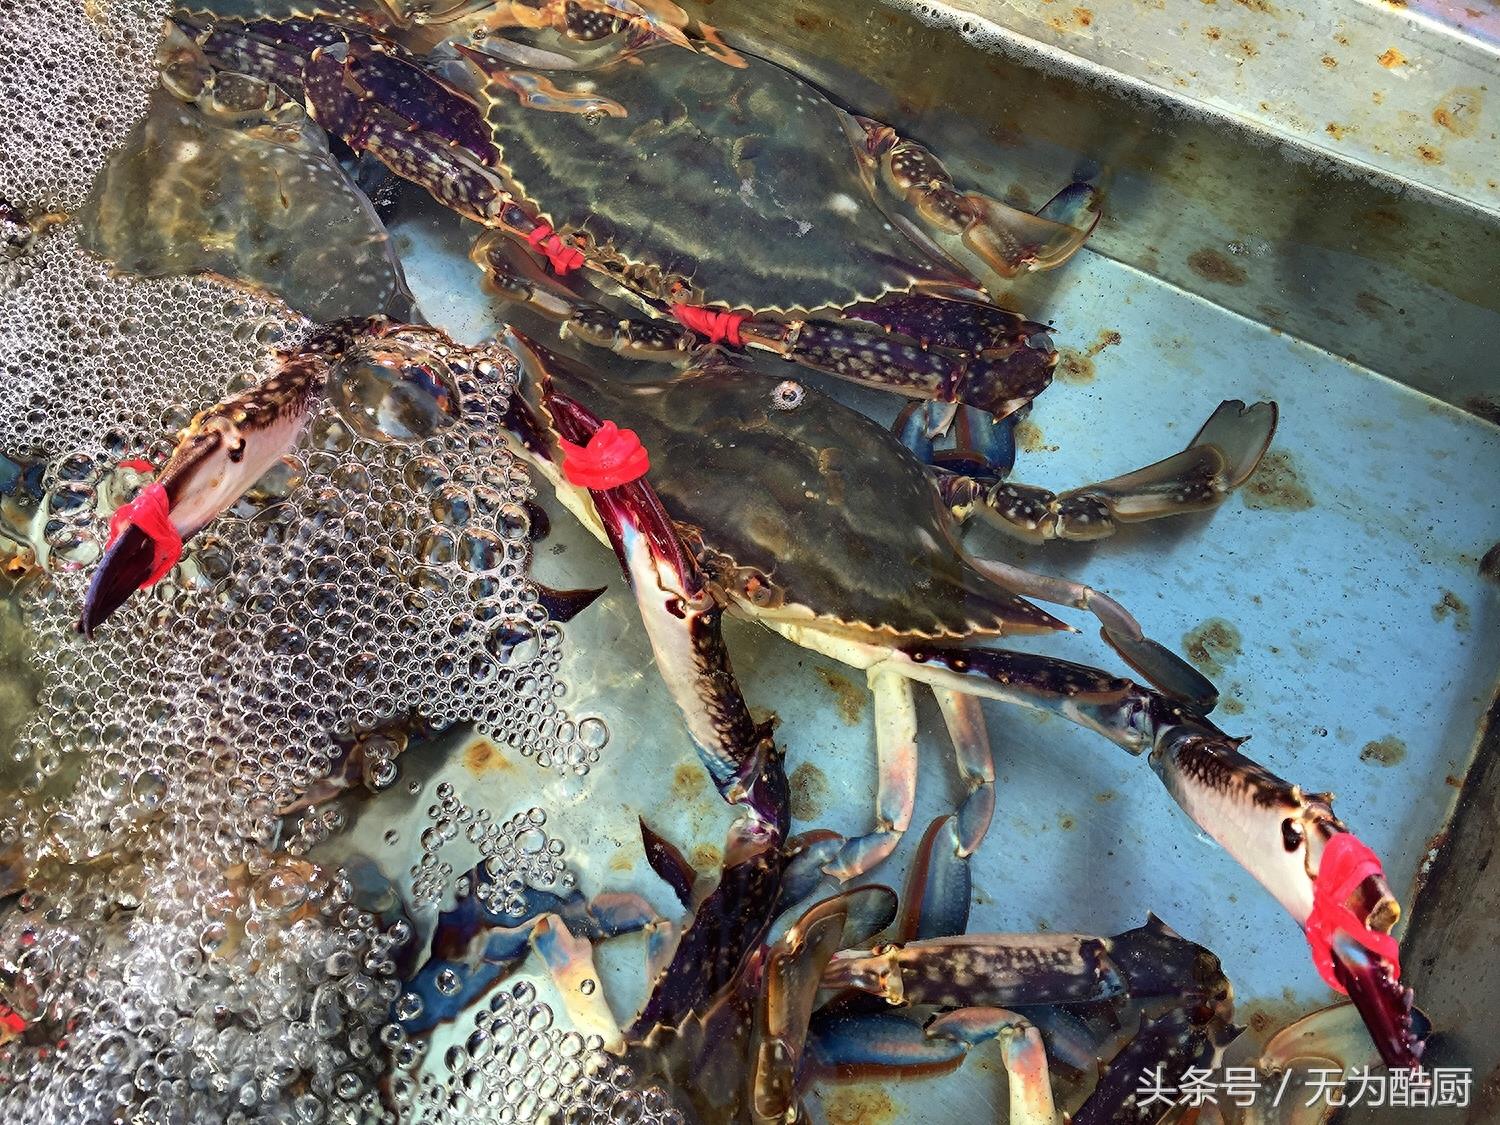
top-left (1221, 696), bottom-right (1245, 715)
top-left (1431, 589), bottom-right (1470, 630)
top-left (1377, 47), bottom-right (1407, 69)
top-left (821, 1085), bottom-right (901, 1125)
top-left (1433, 87), bottom-right (1482, 137)
top-left (1183, 618), bottom-right (1242, 678)
top-left (1059, 814), bottom-right (1076, 831)
top-left (1417, 144), bottom-right (1445, 165)
top-left (463, 740), bottom-right (512, 775)
top-left (691, 843), bottom-right (721, 871)
top-left (673, 762), bottom-right (706, 801)
top-left (1204, 25), bottom-right (1222, 41)
top-left (1242, 450), bottom-right (1314, 511)
top-left (816, 668), bottom-right (865, 725)
top-left (1359, 736), bottom-right (1407, 767)
top-left (789, 761), bottom-right (830, 821)
top-left (1094, 790), bottom-right (1116, 804)
top-left (1320, 55), bottom-right (1338, 68)
top-left (1354, 290), bottom-right (1395, 319)
top-left (1187, 248), bottom-right (1248, 286)
top-left (1015, 418), bottom-right (1056, 452)
top-left (1057, 329), bottom-right (1121, 385)
top-left (1233, 0), bottom-right (1277, 11)
top-left (1325, 122), bottom-right (1354, 141)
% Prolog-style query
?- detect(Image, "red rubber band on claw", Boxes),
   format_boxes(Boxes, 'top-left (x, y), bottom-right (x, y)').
top-left (671, 303), bottom-right (747, 348)
top-left (0, 1006), bottom-right (25, 1036)
top-left (1304, 832), bottom-right (1401, 993)
top-left (106, 482), bottom-right (182, 588)
top-left (558, 420), bottom-right (650, 490)
top-left (118, 458), bottom-right (155, 474)
top-left (526, 223), bottom-right (585, 275)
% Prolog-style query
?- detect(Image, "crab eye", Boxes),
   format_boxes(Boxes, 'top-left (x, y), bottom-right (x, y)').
top-left (1281, 817), bottom-right (1304, 852)
top-left (771, 380), bottom-right (805, 411)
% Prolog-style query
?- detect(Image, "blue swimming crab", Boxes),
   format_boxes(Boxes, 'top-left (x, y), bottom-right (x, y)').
top-left (78, 320), bottom-right (1421, 1073)
top-left (173, 0), bottom-right (1100, 450)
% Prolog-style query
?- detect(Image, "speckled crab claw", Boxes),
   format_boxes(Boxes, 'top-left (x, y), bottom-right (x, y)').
top-left (79, 328), bottom-right (338, 636)
top-left (893, 645), bottom-right (1425, 1070)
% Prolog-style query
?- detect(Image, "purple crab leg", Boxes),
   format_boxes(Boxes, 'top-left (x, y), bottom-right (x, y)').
top-left (740, 314), bottom-right (1055, 422)
top-left (79, 328), bottom-right (343, 636)
top-left (890, 644), bottom-right (1424, 1070)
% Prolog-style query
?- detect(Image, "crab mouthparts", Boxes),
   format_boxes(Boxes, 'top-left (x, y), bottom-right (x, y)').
top-left (1330, 930), bottom-right (1426, 1071)
top-left (78, 524), bottom-right (159, 638)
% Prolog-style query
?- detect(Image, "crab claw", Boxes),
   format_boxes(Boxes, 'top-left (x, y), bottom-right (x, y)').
top-left (79, 346), bottom-right (328, 636)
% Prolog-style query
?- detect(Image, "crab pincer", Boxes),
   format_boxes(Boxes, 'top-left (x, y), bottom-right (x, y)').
top-left (79, 338), bottom-right (334, 636)
top-left (543, 387), bottom-right (785, 831)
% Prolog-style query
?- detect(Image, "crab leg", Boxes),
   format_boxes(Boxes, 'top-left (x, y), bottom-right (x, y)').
top-left (889, 643), bottom-right (1423, 1069)
top-left (932, 688), bottom-right (996, 857)
top-left (927, 1009), bottom-right (1061, 1125)
top-left (851, 116), bottom-right (1102, 279)
top-left (965, 554), bottom-right (1220, 711)
top-left (79, 327), bottom-right (346, 635)
top-left (959, 399), bottom-right (1279, 544)
top-left (823, 667), bottom-right (917, 880)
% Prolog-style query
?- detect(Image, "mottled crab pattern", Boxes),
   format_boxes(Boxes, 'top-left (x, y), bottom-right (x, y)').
top-left (175, 0), bottom-right (1100, 434)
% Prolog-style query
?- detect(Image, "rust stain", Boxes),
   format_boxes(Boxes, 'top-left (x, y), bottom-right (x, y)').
top-left (816, 668), bottom-right (865, 726)
top-left (1015, 418), bottom-right (1056, 453)
top-left (1431, 589), bottom-right (1470, 630)
top-left (609, 851), bottom-right (632, 873)
top-left (1094, 790), bottom-right (1116, 804)
top-left (463, 740), bottom-right (512, 775)
top-left (1073, 7), bottom-right (1095, 29)
top-left (1359, 736), bottom-right (1407, 767)
top-left (821, 1085), bottom-right (901, 1125)
top-left (1183, 618), bottom-right (1242, 678)
top-left (1363, 208), bottom-right (1407, 233)
top-left (1432, 87), bottom-right (1483, 137)
top-left (1377, 47), bottom-right (1407, 69)
top-left (1416, 144), bottom-right (1445, 165)
top-left (1059, 328), bottom-right (1123, 385)
top-left (1233, 0), bottom-right (1277, 11)
top-left (1059, 814), bottom-right (1076, 831)
top-left (691, 843), bottom-right (722, 871)
top-left (673, 762), bottom-right (706, 801)
top-left (1221, 696), bottom-right (1245, 715)
top-left (789, 761), bottom-right (830, 821)
top-left (1320, 55), bottom-right (1338, 68)
top-left (1235, 39), bottom-right (1259, 58)
top-left (1205, 25), bottom-right (1222, 41)
top-left (1242, 450), bottom-right (1314, 511)
top-left (1325, 122), bottom-right (1354, 141)
top-left (1187, 248), bottom-right (1248, 286)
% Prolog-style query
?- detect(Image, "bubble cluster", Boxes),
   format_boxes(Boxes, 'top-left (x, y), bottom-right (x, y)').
top-left (0, 0), bottom-right (171, 213)
top-left (0, 241), bottom-right (608, 1120)
top-left (398, 981), bottom-right (684, 1125)
top-left (411, 784), bottom-right (570, 910)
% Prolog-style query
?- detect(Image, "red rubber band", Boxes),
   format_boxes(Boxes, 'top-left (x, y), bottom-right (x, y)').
top-left (558, 420), bottom-right (650, 490)
top-left (0, 1006), bottom-right (24, 1035)
top-left (1304, 832), bottom-right (1401, 993)
top-left (118, 458), bottom-right (154, 473)
top-left (526, 223), bottom-right (585, 275)
top-left (671, 303), bottom-right (747, 348)
top-left (106, 482), bottom-right (182, 587)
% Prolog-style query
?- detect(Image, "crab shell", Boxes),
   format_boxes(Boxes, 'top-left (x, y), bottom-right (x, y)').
top-left (524, 345), bottom-right (1065, 641)
top-left (460, 40), bottom-right (985, 314)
